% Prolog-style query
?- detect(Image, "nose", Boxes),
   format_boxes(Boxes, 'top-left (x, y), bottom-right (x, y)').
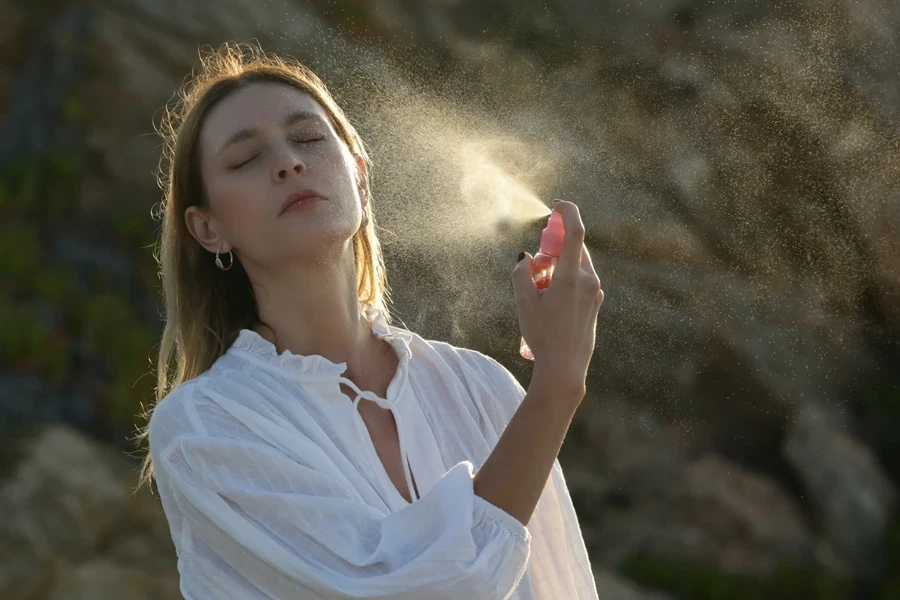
top-left (273, 151), bottom-right (306, 181)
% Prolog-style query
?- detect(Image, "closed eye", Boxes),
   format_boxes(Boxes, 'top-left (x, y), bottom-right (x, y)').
top-left (228, 137), bottom-right (326, 170)
top-left (295, 136), bottom-right (326, 145)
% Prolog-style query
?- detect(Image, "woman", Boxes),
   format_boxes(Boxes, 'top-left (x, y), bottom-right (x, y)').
top-left (138, 41), bottom-right (604, 599)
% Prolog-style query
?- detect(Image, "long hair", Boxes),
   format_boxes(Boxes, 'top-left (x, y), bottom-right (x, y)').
top-left (134, 41), bottom-right (392, 490)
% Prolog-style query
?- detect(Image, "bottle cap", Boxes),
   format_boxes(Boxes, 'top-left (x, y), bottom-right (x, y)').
top-left (539, 209), bottom-right (564, 257)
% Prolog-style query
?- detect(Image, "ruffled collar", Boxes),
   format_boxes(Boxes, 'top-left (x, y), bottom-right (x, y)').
top-left (225, 302), bottom-right (413, 380)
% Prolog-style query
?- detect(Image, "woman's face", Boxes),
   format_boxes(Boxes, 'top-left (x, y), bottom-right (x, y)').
top-left (188, 82), bottom-right (367, 267)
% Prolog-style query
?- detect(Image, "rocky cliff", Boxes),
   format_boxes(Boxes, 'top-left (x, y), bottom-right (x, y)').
top-left (1, 0), bottom-right (899, 597)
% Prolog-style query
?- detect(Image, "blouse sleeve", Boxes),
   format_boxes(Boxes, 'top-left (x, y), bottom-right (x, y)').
top-left (149, 384), bottom-right (532, 600)
top-left (458, 349), bottom-right (600, 599)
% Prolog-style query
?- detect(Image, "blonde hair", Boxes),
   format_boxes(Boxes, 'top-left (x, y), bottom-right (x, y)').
top-left (134, 41), bottom-right (392, 490)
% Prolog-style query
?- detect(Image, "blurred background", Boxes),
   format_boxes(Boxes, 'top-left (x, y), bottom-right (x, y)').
top-left (1, 0), bottom-right (899, 598)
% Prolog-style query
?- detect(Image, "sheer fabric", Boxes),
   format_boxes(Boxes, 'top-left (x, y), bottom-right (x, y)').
top-left (148, 303), bottom-right (598, 599)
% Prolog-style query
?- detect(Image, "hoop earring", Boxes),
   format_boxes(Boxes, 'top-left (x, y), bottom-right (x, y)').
top-left (215, 248), bottom-right (234, 271)
top-left (360, 213), bottom-right (369, 229)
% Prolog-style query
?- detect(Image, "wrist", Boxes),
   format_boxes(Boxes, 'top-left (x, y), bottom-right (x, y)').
top-left (529, 363), bottom-right (585, 407)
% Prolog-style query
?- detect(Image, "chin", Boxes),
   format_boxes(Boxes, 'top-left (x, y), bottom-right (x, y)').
top-left (287, 218), bottom-right (358, 247)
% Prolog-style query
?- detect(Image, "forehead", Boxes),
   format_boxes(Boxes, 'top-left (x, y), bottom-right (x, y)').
top-left (200, 82), bottom-right (328, 154)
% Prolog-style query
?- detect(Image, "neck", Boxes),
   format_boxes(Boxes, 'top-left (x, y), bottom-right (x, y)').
top-left (247, 243), bottom-right (378, 382)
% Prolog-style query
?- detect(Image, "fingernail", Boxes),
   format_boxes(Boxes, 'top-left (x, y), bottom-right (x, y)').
top-left (517, 251), bottom-right (526, 262)
top-left (552, 199), bottom-right (560, 203)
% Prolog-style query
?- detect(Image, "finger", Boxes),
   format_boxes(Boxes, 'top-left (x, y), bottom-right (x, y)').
top-left (511, 251), bottom-right (537, 307)
top-left (548, 200), bottom-right (585, 285)
top-left (580, 243), bottom-right (592, 272)
top-left (581, 244), bottom-right (601, 289)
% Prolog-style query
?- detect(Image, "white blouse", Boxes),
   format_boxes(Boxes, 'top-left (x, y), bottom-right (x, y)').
top-left (148, 302), bottom-right (599, 599)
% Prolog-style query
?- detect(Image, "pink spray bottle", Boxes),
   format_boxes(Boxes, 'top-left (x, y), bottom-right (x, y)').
top-left (520, 207), bottom-right (565, 361)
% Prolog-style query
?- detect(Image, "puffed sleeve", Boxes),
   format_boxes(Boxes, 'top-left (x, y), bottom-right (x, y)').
top-left (457, 349), bottom-right (600, 599)
top-left (149, 385), bottom-right (532, 600)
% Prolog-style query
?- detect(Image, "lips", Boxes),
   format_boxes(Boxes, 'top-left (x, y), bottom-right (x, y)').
top-left (279, 189), bottom-right (324, 215)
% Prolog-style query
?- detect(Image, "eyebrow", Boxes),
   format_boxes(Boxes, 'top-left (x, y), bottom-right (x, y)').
top-left (217, 110), bottom-right (325, 156)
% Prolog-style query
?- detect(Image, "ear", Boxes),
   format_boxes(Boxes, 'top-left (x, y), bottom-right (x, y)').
top-left (185, 205), bottom-right (230, 254)
top-left (354, 154), bottom-right (370, 209)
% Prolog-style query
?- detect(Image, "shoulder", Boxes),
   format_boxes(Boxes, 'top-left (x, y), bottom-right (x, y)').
top-left (147, 378), bottom-right (207, 460)
top-left (375, 320), bottom-right (526, 408)
top-left (147, 371), bottom-right (244, 459)
top-left (380, 315), bottom-right (502, 376)
top-left (411, 333), bottom-right (503, 376)
top-left (147, 369), bottom-right (310, 462)
top-left (414, 336), bottom-right (526, 413)
top-left (429, 339), bottom-right (520, 388)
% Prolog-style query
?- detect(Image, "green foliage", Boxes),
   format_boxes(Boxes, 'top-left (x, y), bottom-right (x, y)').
top-left (881, 580), bottom-right (900, 600)
top-left (0, 297), bottom-right (35, 364)
top-left (886, 518), bottom-right (900, 570)
top-left (860, 381), bottom-right (900, 420)
top-left (37, 335), bottom-right (69, 383)
top-left (43, 150), bottom-right (83, 219)
top-left (881, 518), bottom-right (900, 600)
top-left (0, 297), bottom-right (67, 382)
top-left (0, 107), bottom-right (158, 427)
top-left (15, 160), bottom-right (41, 213)
top-left (138, 260), bottom-right (160, 294)
top-left (63, 94), bottom-right (85, 124)
top-left (0, 151), bottom-right (82, 218)
top-left (81, 293), bottom-right (134, 354)
top-left (22, 0), bottom-right (53, 22)
top-left (33, 263), bottom-right (79, 307)
top-left (79, 292), bottom-right (158, 422)
top-left (109, 323), bottom-right (156, 378)
top-left (107, 323), bottom-right (157, 423)
top-left (0, 181), bottom-right (10, 212)
top-left (328, 0), bottom-right (374, 29)
top-left (109, 204), bottom-right (155, 249)
top-left (0, 221), bottom-right (42, 289)
top-left (619, 553), bottom-right (848, 600)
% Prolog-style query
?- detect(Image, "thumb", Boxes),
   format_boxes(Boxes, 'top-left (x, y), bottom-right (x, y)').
top-left (511, 251), bottom-right (537, 299)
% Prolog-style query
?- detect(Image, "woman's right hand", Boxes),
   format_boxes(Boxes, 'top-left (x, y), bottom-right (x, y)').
top-left (511, 200), bottom-right (604, 402)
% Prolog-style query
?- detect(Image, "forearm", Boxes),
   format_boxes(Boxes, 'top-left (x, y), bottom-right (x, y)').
top-left (473, 366), bottom-right (582, 527)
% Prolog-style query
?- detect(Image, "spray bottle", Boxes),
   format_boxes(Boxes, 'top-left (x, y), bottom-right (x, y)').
top-left (520, 206), bottom-right (565, 360)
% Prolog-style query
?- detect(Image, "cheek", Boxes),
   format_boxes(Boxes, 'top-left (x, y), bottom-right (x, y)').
top-left (206, 177), bottom-right (270, 238)
top-left (324, 150), bottom-right (357, 194)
